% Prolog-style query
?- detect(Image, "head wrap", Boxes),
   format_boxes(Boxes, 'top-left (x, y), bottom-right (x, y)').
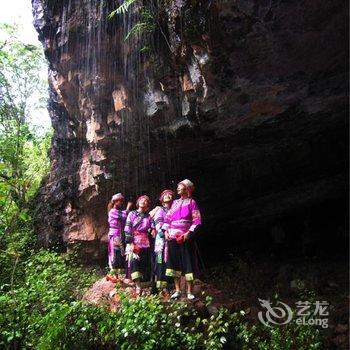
top-left (112, 193), bottom-right (124, 202)
top-left (136, 195), bottom-right (150, 207)
top-left (159, 189), bottom-right (175, 202)
top-left (178, 179), bottom-right (195, 195)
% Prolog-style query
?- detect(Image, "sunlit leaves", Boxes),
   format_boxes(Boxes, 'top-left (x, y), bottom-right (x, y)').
top-left (108, 0), bottom-right (137, 19)
top-left (108, 1), bottom-right (157, 53)
top-left (0, 24), bottom-right (51, 234)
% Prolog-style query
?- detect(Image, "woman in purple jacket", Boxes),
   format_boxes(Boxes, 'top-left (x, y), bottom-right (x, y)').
top-left (124, 195), bottom-right (156, 296)
top-left (107, 193), bottom-right (132, 282)
top-left (163, 179), bottom-right (202, 300)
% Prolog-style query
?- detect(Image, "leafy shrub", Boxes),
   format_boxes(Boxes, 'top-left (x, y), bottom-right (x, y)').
top-left (229, 311), bottom-right (322, 350)
top-left (0, 249), bottom-right (98, 349)
top-left (33, 291), bottom-right (233, 350)
top-left (0, 248), bottom-right (324, 350)
top-left (37, 302), bottom-right (108, 350)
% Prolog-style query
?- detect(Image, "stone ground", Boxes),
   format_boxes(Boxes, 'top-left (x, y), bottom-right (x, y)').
top-left (83, 276), bottom-right (234, 314)
top-left (83, 258), bottom-right (349, 349)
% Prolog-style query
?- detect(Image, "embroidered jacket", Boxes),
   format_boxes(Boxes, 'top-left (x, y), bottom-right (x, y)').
top-left (153, 206), bottom-right (169, 253)
top-left (108, 208), bottom-right (129, 237)
top-left (124, 210), bottom-right (155, 248)
top-left (162, 198), bottom-right (201, 240)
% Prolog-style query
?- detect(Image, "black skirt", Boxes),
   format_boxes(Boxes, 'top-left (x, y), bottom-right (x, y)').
top-left (111, 246), bottom-right (125, 274)
top-left (130, 247), bottom-right (151, 282)
top-left (165, 239), bottom-right (196, 282)
top-left (155, 249), bottom-right (169, 288)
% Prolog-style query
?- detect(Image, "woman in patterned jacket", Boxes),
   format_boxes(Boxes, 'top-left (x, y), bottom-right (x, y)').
top-left (162, 179), bottom-right (201, 300)
top-left (106, 193), bottom-right (132, 282)
top-left (124, 195), bottom-right (155, 296)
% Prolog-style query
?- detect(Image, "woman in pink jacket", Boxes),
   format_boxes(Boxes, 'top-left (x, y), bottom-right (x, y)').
top-left (106, 193), bottom-right (132, 282)
top-left (124, 195), bottom-right (156, 296)
top-left (162, 179), bottom-right (202, 300)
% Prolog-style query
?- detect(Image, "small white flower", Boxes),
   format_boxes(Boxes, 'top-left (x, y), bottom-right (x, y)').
top-left (240, 310), bottom-right (245, 315)
top-left (220, 336), bottom-right (226, 344)
top-left (81, 327), bottom-right (86, 331)
top-left (175, 322), bottom-right (181, 327)
top-left (124, 332), bottom-right (128, 337)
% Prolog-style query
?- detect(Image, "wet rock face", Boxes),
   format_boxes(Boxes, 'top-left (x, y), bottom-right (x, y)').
top-left (32, 0), bottom-right (348, 262)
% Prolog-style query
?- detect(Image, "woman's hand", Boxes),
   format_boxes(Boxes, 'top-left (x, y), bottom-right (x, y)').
top-left (113, 238), bottom-right (121, 247)
top-left (164, 230), bottom-right (169, 240)
top-left (151, 229), bottom-right (156, 238)
top-left (125, 243), bottom-right (133, 254)
top-left (183, 231), bottom-right (190, 241)
top-left (126, 201), bottom-right (133, 210)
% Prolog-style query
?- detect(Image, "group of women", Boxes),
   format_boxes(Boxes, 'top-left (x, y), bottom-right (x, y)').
top-left (106, 179), bottom-right (202, 300)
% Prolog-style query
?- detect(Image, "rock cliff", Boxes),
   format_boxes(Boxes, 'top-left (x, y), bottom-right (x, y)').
top-left (32, 0), bottom-right (348, 261)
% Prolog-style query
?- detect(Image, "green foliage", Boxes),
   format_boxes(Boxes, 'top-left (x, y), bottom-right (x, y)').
top-left (0, 204), bottom-right (325, 350)
top-left (0, 23), bottom-right (46, 118)
top-left (0, 24), bottom-right (52, 309)
top-left (108, 0), bottom-right (213, 53)
top-left (22, 129), bottom-right (52, 198)
top-left (229, 310), bottom-right (322, 350)
top-left (125, 19), bottom-right (153, 41)
top-left (61, 293), bottom-right (320, 350)
top-left (108, 0), bottom-right (137, 18)
top-left (125, 7), bottom-right (156, 54)
top-left (0, 23), bottom-right (51, 238)
top-left (0, 248), bottom-right (98, 349)
top-left (0, 227), bottom-right (36, 288)
top-left (108, 1), bottom-right (170, 53)
top-left (37, 302), bottom-right (108, 350)
top-left (30, 292), bottom-right (235, 350)
top-left (100, 294), bottom-right (190, 349)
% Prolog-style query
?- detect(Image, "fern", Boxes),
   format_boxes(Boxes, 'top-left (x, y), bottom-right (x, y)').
top-left (140, 46), bottom-right (151, 54)
top-left (108, 0), bottom-right (172, 53)
top-left (124, 23), bottom-right (145, 40)
top-left (108, 0), bottom-right (137, 19)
